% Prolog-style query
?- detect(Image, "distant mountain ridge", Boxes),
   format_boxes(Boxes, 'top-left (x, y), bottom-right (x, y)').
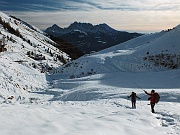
top-left (46, 22), bottom-right (118, 36)
top-left (45, 22), bottom-right (143, 54)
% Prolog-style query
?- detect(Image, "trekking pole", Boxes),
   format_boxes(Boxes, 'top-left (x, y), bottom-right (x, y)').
top-left (133, 82), bottom-right (145, 91)
top-left (134, 82), bottom-right (144, 109)
top-left (140, 99), bottom-right (142, 109)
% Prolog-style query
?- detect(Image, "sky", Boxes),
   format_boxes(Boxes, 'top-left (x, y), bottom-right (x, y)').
top-left (1, 0), bottom-right (180, 33)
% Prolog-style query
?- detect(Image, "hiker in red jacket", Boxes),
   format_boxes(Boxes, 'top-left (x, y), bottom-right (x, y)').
top-left (143, 90), bottom-right (160, 113)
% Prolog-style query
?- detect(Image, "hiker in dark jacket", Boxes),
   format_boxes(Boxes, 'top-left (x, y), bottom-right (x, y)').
top-left (144, 90), bottom-right (159, 113)
top-left (128, 92), bottom-right (140, 109)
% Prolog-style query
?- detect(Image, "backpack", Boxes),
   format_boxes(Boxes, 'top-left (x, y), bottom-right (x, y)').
top-left (154, 92), bottom-right (160, 103)
top-left (131, 92), bottom-right (137, 100)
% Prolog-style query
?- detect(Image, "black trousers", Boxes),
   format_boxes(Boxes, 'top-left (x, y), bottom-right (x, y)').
top-left (150, 102), bottom-right (155, 113)
top-left (131, 100), bottom-right (136, 109)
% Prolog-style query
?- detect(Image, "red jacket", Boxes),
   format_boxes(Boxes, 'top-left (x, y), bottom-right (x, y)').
top-left (144, 91), bottom-right (156, 103)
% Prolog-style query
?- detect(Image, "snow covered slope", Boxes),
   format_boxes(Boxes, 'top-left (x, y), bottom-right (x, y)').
top-left (56, 26), bottom-right (180, 78)
top-left (0, 12), bottom-right (70, 98)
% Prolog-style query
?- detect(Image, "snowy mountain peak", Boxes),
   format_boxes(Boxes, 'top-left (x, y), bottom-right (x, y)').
top-left (51, 24), bottom-right (62, 30)
top-left (45, 22), bottom-right (118, 36)
top-left (68, 21), bottom-right (117, 34)
top-left (95, 23), bottom-right (116, 33)
top-left (45, 22), bottom-right (142, 54)
top-left (68, 21), bottom-right (94, 30)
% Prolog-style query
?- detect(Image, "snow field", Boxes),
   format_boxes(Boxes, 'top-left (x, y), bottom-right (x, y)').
top-left (0, 98), bottom-right (178, 135)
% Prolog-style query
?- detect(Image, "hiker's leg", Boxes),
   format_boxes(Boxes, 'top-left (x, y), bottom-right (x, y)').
top-left (132, 100), bottom-right (136, 108)
top-left (131, 101), bottom-right (134, 108)
top-left (151, 102), bottom-right (155, 113)
top-left (134, 100), bottom-right (136, 109)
